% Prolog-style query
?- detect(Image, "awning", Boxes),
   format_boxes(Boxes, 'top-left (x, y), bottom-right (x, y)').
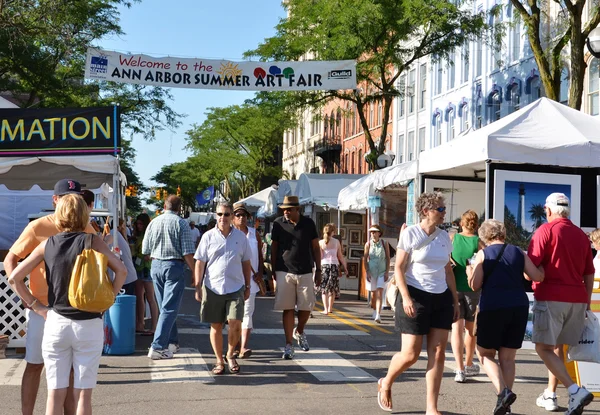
top-left (257, 180), bottom-right (297, 218)
top-left (337, 161), bottom-right (418, 211)
top-left (296, 173), bottom-right (365, 208)
top-left (237, 186), bottom-right (277, 209)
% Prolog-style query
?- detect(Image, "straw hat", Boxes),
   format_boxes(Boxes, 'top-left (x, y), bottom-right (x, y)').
top-left (233, 201), bottom-right (250, 216)
top-left (279, 195), bottom-right (300, 209)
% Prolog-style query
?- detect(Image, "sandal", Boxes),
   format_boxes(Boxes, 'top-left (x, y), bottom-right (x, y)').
top-left (224, 355), bottom-right (240, 374)
top-left (239, 349), bottom-right (252, 359)
top-left (212, 363), bottom-right (225, 375)
top-left (377, 378), bottom-right (392, 412)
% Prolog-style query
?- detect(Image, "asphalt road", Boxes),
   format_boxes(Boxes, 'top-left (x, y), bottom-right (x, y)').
top-left (3, 288), bottom-right (600, 415)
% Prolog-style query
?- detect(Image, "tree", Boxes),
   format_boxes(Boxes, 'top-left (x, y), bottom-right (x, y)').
top-left (509, 0), bottom-right (600, 109)
top-left (245, 0), bottom-right (486, 168)
top-left (529, 203), bottom-right (546, 230)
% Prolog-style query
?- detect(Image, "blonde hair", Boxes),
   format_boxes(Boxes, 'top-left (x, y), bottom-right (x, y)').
top-left (590, 228), bottom-right (600, 244)
top-left (460, 210), bottom-right (479, 232)
top-left (323, 223), bottom-right (336, 243)
top-left (478, 219), bottom-right (506, 245)
top-left (54, 194), bottom-right (89, 233)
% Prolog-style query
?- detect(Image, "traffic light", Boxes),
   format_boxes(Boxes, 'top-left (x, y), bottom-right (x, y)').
top-left (176, 186), bottom-right (181, 197)
top-left (125, 186), bottom-right (131, 197)
top-left (155, 188), bottom-right (162, 200)
top-left (132, 186), bottom-right (138, 197)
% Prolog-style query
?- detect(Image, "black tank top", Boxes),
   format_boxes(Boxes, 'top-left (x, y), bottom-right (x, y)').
top-left (45, 232), bottom-right (102, 320)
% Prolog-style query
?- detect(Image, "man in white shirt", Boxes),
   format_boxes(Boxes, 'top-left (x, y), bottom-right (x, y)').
top-left (194, 202), bottom-right (252, 375)
top-left (189, 221), bottom-right (201, 247)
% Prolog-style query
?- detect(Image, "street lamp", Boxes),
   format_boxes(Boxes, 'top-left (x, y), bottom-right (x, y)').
top-left (587, 27), bottom-right (600, 58)
top-left (376, 150), bottom-right (396, 168)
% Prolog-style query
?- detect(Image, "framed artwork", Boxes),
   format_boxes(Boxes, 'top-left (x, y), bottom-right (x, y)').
top-left (349, 248), bottom-right (364, 259)
top-left (339, 227), bottom-right (346, 240)
top-left (494, 170), bottom-right (581, 250)
top-left (347, 261), bottom-right (359, 278)
top-left (342, 212), bottom-right (364, 225)
top-left (349, 229), bottom-right (362, 245)
top-left (342, 244), bottom-right (348, 257)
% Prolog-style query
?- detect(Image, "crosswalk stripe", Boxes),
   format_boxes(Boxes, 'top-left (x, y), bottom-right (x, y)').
top-left (149, 347), bottom-right (214, 383)
top-left (178, 328), bottom-right (369, 336)
top-left (290, 348), bottom-right (376, 382)
top-left (0, 356), bottom-right (27, 386)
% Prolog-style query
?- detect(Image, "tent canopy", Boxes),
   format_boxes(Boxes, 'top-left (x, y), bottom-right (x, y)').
top-left (297, 173), bottom-right (365, 208)
top-left (419, 98), bottom-right (600, 176)
top-left (237, 185), bottom-right (277, 209)
top-left (257, 179), bottom-right (297, 218)
top-left (338, 161), bottom-right (417, 211)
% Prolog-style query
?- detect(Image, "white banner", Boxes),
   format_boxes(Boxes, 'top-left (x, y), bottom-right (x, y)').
top-left (85, 48), bottom-right (357, 92)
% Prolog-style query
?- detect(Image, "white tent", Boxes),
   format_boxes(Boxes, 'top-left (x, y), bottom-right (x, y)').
top-left (237, 185), bottom-right (277, 209)
top-left (296, 173), bottom-right (365, 208)
top-left (337, 161), bottom-right (418, 211)
top-left (419, 98), bottom-right (600, 176)
top-left (257, 179), bottom-right (297, 218)
top-left (0, 96), bottom-right (18, 109)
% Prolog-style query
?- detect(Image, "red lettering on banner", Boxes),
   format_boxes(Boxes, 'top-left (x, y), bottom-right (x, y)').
top-left (118, 55), bottom-right (171, 70)
top-left (193, 61), bottom-right (213, 72)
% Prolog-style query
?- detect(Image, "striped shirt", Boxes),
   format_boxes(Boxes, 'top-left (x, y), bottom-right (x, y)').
top-left (141, 211), bottom-right (195, 260)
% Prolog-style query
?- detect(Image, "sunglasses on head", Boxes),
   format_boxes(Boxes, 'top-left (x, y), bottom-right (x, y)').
top-left (435, 206), bottom-right (446, 213)
top-left (216, 212), bottom-right (231, 217)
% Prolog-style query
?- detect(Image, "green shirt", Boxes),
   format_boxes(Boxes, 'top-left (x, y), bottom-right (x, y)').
top-left (451, 234), bottom-right (480, 292)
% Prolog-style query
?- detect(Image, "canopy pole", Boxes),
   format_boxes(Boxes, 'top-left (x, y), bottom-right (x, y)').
top-left (485, 161), bottom-right (490, 220)
top-left (112, 105), bottom-right (119, 253)
top-left (337, 209), bottom-right (341, 231)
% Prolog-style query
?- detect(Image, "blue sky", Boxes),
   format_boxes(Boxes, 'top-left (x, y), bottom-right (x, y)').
top-left (99, 0), bottom-right (286, 188)
top-left (504, 180), bottom-right (570, 230)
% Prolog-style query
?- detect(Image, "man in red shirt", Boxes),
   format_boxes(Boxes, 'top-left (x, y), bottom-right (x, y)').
top-left (528, 193), bottom-right (595, 415)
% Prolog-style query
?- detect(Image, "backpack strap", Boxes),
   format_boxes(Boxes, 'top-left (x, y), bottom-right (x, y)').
top-left (84, 233), bottom-right (94, 250)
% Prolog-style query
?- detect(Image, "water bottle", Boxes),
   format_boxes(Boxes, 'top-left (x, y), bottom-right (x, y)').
top-left (467, 252), bottom-right (478, 266)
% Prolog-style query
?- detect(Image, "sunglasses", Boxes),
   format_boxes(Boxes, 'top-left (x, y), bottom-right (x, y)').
top-left (234, 213), bottom-right (247, 218)
top-left (216, 212), bottom-right (231, 217)
top-left (435, 206), bottom-right (446, 213)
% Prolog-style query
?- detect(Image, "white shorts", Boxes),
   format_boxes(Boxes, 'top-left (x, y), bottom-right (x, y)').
top-left (366, 275), bottom-right (386, 292)
top-left (242, 293), bottom-right (257, 329)
top-left (42, 310), bottom-right (104, 390)
top-left (25, 309), bottom-right (45, 364)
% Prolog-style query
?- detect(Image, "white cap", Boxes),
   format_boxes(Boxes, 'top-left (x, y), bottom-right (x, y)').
top-left (545, 192), bottom-right (570, 209)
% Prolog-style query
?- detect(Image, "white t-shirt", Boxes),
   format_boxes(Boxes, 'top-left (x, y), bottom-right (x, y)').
top-left (398, 225), bottom-right (452, 294)
top-left (190, 227), bottom-right (201, 244)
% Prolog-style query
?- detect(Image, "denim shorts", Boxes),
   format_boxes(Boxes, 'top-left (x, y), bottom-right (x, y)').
top-left (136, 268), bottom-right (152, 282)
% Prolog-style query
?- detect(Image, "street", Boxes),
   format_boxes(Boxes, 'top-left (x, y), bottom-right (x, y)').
top-left (2, 289), bottom-right (600, 415)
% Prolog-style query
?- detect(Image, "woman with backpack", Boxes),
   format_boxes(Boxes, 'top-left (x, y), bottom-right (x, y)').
top-left (363, 224), bottom-right (390, 323)
top-left (8, 194), bottom-right (126, 415)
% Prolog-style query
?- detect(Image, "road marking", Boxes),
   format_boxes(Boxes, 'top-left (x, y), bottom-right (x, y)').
top-left (313, 305), bottom-right (370, 333)
top-left (149, 347), bottom-right (214, 383)
top-left (0, 356), bottom-right (27, 386)
top-left (179, 328), bottom-right (369, 336)
top-left (290, 347), bottom-right (377, 382)
top-left (330, 307), bottom-right (394, 335)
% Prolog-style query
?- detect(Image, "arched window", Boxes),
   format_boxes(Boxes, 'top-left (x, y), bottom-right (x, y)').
top-left (323, 115), bottom-right (329, 139)
top-left (378, 100), bottom-right (383, 125)
top-left (350, 151), bottom-right (356, 174)
top-left (344, 152), bottom-right (349, 173)
top-left (509, 84), bottom-right (521, 113)
top-left (589, 57), bottom-right (600, 115)
top-left (460, 103), bottom-right (469, 132)
top-left (330, 111), bottom-right (336, 138)
top-left (358, 149), bottom-right (363, 174)
top-left (488, 91), bottom-right (501, 122)
top-left (447, 109), bottom-right (455, 141)
top-left (476, 96), bottom-right (483, 128)
top-left (434, 114), bottom-right (442, 146)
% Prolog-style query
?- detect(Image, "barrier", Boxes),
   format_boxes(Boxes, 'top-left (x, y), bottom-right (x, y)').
top-left (0, 263), bottom-right (27, 348)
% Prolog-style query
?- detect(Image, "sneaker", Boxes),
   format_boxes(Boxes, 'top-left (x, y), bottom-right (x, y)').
top-left (148, 348), bottom-right (174, 360)
top-left (536, 392), bottom-right (559, 411)
top-left (293, 328), bottom-right (310, 351)
top-left (372, 310), bottom-right (377, 319)
top-left (566, 386), bottom-right (594, 415)
top-left (505, 406), bottom-right (511, 414)
top-left (282, 344), bottom-right (295, 360)
top-left (454, 370), bottom-right (466, 383)
top-left (464, 363), bottom-right (481, 377)
top-left (374, 314), bottom-right (381, 324)
top-left (168, 343), bottom-right (180, 354)
top-left (494, 387), bottom-right (517, 415)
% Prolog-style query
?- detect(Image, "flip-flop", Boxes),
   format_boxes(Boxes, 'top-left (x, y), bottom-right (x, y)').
top-left (239, 349), bottom-right (252, 359)
top-left (377, 378), bottom-right (392, 412)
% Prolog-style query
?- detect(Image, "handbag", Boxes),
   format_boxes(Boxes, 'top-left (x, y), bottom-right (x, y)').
top-left (250, 265), bottom-right (267, 296)
top-left (68, 234), bottom-right (115, 313)
top-left (567, 311), bottom-right (600, 363)
top-left (473, 243), bottom-right (507, 336)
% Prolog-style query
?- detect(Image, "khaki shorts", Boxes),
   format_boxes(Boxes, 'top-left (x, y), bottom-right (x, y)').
top-left (200, 286), bottom-right (245, 323)
top-left (532, 300), bottom-right (587, 346)
top-left (274, 271), bottom-right (315, 311)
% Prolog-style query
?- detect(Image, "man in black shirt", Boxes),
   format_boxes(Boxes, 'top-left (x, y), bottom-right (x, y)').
top-left (271, 196), bottom-right (321, 359)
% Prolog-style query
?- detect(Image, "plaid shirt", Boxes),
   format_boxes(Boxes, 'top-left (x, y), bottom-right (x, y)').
top-left (142, 211), bottom-right (195, 260)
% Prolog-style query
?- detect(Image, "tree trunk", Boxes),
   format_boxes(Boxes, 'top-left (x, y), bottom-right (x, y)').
top-left (569, 13), bottom-right (586, 110)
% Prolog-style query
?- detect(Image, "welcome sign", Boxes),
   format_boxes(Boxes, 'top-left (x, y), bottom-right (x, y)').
top-left (85, 48), bottom-right (357, 91)
top-left (0, 107), bottom-right (120, 156)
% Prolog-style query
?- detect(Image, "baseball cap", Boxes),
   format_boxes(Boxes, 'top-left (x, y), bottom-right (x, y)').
top-left (545, 192), bottom-right (570, 209)
top-left (54, 179), bottom-right (82, 196)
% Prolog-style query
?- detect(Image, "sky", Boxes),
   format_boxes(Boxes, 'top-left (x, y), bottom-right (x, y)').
top-left (504, 180), bottom-right (570, 230)
top-left (99, 0), bottom-right (286, 188)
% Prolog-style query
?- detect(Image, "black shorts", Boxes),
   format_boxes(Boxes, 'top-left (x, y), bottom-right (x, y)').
top-left (395, 285), bottom-right (454, 335)
top-left (457, 291), bottom-right (480, 322)
top-left (476, 306), bottom-right (529, 350)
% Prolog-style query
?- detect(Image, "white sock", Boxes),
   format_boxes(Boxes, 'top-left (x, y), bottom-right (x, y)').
top-left (567, 384), bottom-right (580, 395)
top-left (544, 389), bottom-right (557, 398)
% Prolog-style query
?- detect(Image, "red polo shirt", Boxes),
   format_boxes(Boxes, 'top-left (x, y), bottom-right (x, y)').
top-left (527, 218), bottom-right (593, 303)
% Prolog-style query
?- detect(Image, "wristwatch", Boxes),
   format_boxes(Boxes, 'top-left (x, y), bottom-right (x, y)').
top-left (245, 285), bottom-right (251, 289)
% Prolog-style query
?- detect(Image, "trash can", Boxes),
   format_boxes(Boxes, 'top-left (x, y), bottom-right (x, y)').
top-left (103, 294), bottom-right (136, 355)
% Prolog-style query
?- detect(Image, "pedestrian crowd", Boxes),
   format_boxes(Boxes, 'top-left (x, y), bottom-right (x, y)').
top-left (4, 179), bottom-right (598, 415)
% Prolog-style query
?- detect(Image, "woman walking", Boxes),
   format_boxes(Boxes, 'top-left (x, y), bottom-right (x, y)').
top-left (8, 194), bottom-right (127, 415)
top-left (467, 219), bottom-right (544, 415)
top-left (377, 192), bottom-right (459, 414)
top-left (450, 210), bottom-right (485, 382)
top-left (319, 223), bottom-right (346, 314)
top-left (133, 214), bottom-right (159, 335)
top-left (363, 224), bottom-right (390, 323)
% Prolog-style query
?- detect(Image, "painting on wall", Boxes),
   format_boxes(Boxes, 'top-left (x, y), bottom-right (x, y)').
top-left (349, 248), bottom-right (364, 259)
top-left (339, 227), bottom-right (346, 240)
top-left (347, 262), bottom-right (359, 278)
top-left (349, 229), bottom-right (362, 245)
top-left (342, 212), bottom-right (364, 225)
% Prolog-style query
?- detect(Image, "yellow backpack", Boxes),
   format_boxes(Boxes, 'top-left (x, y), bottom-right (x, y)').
top-left (68, 234), bottom-right (115, 313)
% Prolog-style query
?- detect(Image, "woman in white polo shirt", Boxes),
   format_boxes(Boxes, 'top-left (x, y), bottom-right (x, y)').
top-left (377, 192), bottom-right (459, 413)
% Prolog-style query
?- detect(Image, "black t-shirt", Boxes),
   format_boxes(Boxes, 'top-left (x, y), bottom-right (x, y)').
top-left (45, 232), bottom-right (102, 320)
top-left (272, 215), bottom-right (318, 274)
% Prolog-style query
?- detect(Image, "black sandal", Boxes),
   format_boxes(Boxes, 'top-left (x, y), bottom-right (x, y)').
top-left (224, 355), bottom-right (240, 374)
top-left (212, 363), bottom-right (225, 375)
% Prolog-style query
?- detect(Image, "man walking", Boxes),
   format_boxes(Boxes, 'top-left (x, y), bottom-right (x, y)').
top-left (142, 195), bottom-right (195, 360)
top-left (271, 196), bottom-right (321, 359)
top-left (5, 179), bottom-right (95, 415)
top-left (194, 202), bottom-right (252, 374)
top-left (528, 193), bottom-right (595, 414)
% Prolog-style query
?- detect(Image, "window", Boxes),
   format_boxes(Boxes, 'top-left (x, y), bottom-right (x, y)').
top-left (352, 104), bottom-right (357, 135)
top-left (461, 42), bottom-right (469, 84)
top-left (490, 10), bottom-right (502, 70)
top-left (509, 85), bottom-right (521, 113)
top-left (398, 75), bottom-right (406, 118)
top-left (488, 92), bottom-right (501, 122)
top-left (530, 78), bottom-right (542, 101)
top-left (408, 69), bottom-right (416, 113)
top-left (476, 96), bottom-right (483, 128)
top-left (560, 67), bottom-right (569, 105)
top-left (447, 109), bottom-right (455, 141)
top-left (475, 37), bottom-right (483, 77)
top-left (434, 115), bottom-right (442, 146)
top-left (511, 11), bottom-right (521, 62)
top-left (344, 153), bottom-right (349, 173)
top-left (589, 58), bottom-right (600, 115)
top-left (448, 51), bottom-right (456, 90)
top-left (351, 152), bottom-right (355, 174)
top-left (398, 134), bottom-right (405, 163)
top-left (378, 100), bottom-right (383, 125)
top-left (330, 111), bottom-right (336, 137)
top-left (461, 104), bottom-right (469, 132)
top-left (419, 64), bottom-right (427, 110)
top-left (436, 63), bottom-right (443, 95)
top-left (408, 131), bottom-right (415, 161)
top-left (418, 127), bottom-right (426, 153)
top-left (358, 149), bottom-right (362, 174)
top-left (369, 103), bottom-right (374, 127)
